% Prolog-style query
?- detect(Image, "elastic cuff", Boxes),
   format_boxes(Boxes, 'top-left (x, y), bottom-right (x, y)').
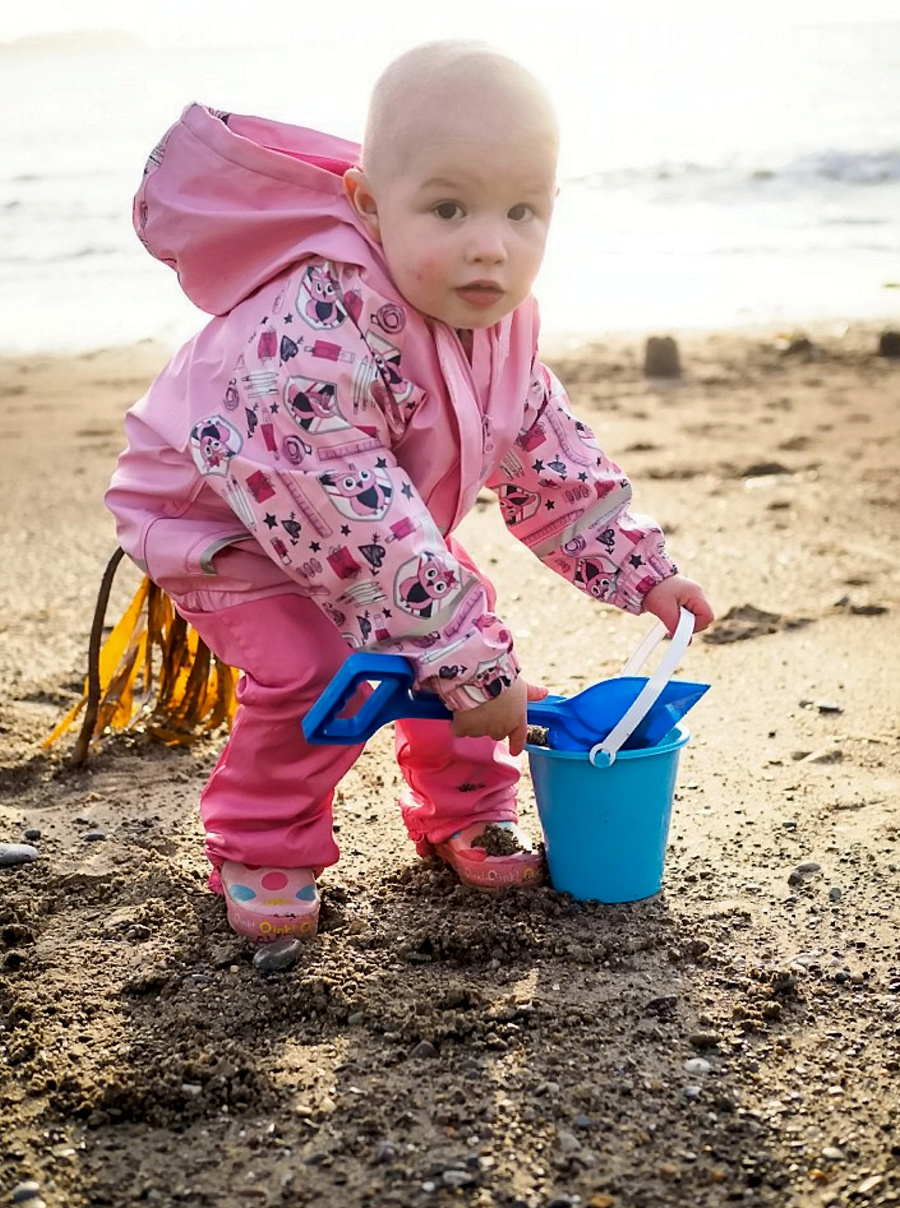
top-left (618, 558), bottom-right (679, 616)
top-left (426, 649), bottom-right (521, 712)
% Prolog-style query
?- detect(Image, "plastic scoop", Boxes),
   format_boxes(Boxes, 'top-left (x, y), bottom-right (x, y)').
top-left (303, 608), bottom-right (708, 761)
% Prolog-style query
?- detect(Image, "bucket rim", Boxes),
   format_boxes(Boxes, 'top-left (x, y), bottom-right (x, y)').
top-left (525, 721), bottom-right (690, 762)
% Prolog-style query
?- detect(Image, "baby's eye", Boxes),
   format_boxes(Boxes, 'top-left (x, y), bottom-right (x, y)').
top-left (508, 203), bottom-right (534, 222)
top-left (434, 202), bottom-right (464, 220)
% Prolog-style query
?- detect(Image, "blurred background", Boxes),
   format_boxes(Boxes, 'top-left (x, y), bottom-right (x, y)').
top-left (2, 1), bottom-right (898, 352)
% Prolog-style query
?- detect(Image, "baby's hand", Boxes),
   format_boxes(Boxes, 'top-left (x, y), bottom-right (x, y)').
top-left (642, 574), bottom-right (714, 636)
top-left (451, 676), bottom-right (548, 756)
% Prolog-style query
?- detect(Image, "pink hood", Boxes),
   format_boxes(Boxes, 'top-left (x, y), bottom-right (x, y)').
top-left (135, 103), bottom-right (384, 315)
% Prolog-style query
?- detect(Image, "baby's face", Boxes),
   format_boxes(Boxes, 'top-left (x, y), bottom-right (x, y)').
top-left (353, 103), bottom-right (557, 331)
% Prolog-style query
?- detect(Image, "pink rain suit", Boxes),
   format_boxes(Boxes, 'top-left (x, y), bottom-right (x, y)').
top-left (106, 105), bottom-right (677, 870)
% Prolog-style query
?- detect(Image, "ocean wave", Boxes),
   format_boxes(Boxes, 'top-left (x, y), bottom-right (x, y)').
top-left (772, 150), bottom-right (900, 185)
top-left (571, 148), bottom-right (900, 192)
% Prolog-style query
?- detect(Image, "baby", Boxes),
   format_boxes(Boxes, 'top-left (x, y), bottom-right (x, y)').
top-left (107, 41), bottom-right (713, 942)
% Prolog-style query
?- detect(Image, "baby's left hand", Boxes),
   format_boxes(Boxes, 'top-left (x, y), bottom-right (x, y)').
top-left (642, 574), bottom-right (714, 637)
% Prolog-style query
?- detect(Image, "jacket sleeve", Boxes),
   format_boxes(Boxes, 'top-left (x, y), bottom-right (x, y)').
top-left (486, 362), bottom-right (678, 614)
top-left (191, 259), bottom-right (518, 710)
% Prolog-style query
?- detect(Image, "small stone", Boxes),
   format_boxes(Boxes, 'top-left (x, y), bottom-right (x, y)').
top-left (23, 829), bottom-right (41, 841)
top-left (442, 1170), bottom-right (475, 1188)
top-left (829, 887), bottom-right (842, 901)
top-left (683, 1085), bottom-right (702, 1100)
top-left (12, 1183), bottom-right (43, 1204)
top-left (878, 330), bottom-right (900, 358)
top-left (573, 1114), bottom-right (593, 1129)
top-left (797, 861), bottom-right (822, 875)
top-left (801, 746), bottom-right (844, 764)
top-left (548, 1198), bottom-right (575, 1208)
top-left (821, 1146), bottom-right (845, 1162)
top-left (0, 844), bottom-right (40, 866)
top-left (348, 1011), bottom-right (365, 1026)
top-left (556, 1129), bottom-right (580, 1153)
top-left (252, 937), bottom-right (304, 972)
top-left (421, 1181), bottom-right (437, 1194)
top-left (683, 1057), bottom-right (711, 1075)
top-left (408, 1040), bottom-right (438, 1060)
top-left (643, 335), bottom-right (681, 378)
top-left (857, 1175), bottom-right (883, 1195)
top-left (816, 700), bottom-right (842, 715)
top-left (85, 830), bottom-right (107, 843)
top-left (180, 1083), bottom-right (203, 1097)
top-left (688, 1031), bottom-right (721, 1050)
top-left (374, 1141), bottom-right (397, 1164)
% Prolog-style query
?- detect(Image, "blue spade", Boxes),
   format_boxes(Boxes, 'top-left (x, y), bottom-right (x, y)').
top-left (303, 609), bottom-right (709, 757)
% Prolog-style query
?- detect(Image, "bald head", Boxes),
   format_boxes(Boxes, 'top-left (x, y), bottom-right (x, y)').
top-left (362, 41), bottom-right (559, 186)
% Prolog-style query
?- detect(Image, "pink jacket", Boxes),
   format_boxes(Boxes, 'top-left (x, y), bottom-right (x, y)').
top-left (106, 104), bottom-right (676, 709)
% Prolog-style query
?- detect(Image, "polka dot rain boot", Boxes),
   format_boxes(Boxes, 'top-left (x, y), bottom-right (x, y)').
top-left (219, 861), bottom-right (320, 942)
top-left (431, 821), bottom-right (545, 890)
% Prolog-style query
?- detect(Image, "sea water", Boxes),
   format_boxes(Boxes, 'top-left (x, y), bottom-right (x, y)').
top-left (1, 19), bottom-right (898, 354)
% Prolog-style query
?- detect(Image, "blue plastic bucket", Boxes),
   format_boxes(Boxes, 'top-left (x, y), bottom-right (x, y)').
top-left (526, 723), bottom-right (690, 902)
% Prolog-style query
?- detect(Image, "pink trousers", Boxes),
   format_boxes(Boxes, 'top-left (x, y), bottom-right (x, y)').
top-left (177, 588), bottom-right (520, 871)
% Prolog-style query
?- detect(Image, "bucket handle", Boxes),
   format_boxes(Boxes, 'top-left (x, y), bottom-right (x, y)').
top-left (589, 606), bottom-right (695, 768)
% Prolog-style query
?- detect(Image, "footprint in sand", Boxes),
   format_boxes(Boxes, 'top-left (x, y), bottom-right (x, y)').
top-left (702, 603), bottom-right (813, 644)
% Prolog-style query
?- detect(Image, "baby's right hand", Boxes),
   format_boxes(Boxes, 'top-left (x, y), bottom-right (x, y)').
top-left (451, 676), bottom-right (548, 756)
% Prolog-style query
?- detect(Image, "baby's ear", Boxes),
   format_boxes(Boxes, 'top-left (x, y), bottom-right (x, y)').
top-left (344, 168), bottom-right (381, 242)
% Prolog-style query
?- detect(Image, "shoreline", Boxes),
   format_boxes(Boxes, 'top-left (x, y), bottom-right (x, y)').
top-left (0, 313), bottom-right (896, 372)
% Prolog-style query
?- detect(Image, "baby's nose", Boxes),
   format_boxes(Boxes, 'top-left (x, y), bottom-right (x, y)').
top-left (467, 222), bottom-right (507, 263)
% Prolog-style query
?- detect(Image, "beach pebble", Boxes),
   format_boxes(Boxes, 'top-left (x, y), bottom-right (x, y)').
top-left (408, 1040), bottom-right (438, 1060)
top-left (252, 937), bottom-right (303, 972)
top-left (822, 1146), bottom-right (845, 1162)
top-left (816, 700), bottom-right (842, 714)
top-left (801, 746), bottom-right (844, 764)
top-left (688, 1031), bottom-right (722, 1050)
top-left (85, 830), bottom-right (107, 842)
top-left (683, 1085), bottom-right (702, 1100)
top-left (556, 1129), bottom-right (580, 1153)
top-left (683, 1057), bottom-right (711, 1075)
top-left (877, 330), bottom-right (900, 358)
top-left (0, 844), bottom-right (40, 866)
top-left (12, 1183), bottom-right (45, 1205)
top-left (829, 887), bottom-right (842, 901)
top-left (441, 1169), bottom-right (475, 1189)
top-left (643, 335), bottom-right (682, 378)
top-left (789, 861), bottom-right (821, 885)
top-left (23, 829), bottom-right (41, 841)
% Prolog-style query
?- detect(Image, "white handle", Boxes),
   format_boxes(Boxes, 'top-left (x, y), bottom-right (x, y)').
top-left (589, 607), bottom-right (695, 768)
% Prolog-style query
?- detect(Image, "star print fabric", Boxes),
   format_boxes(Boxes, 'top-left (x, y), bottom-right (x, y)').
top-left (487, 365), bottom-right (678, 615)
top-left (188, 258), bottom-right (520, 710)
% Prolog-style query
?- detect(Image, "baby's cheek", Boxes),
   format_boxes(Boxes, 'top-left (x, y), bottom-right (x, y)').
top-left (412, 253), bottom-right (448, 288)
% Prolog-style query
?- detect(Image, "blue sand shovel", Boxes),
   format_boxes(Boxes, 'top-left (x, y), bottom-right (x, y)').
top-left (303, 608), bottom-right (708, 764)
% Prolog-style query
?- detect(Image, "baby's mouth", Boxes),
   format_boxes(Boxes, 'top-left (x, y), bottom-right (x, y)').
top-left (456, 281), bottom-right (504, 308)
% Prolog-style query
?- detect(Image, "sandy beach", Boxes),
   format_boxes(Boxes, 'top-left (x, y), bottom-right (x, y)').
top-left (1, 321), bottom-right (899, 1207)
